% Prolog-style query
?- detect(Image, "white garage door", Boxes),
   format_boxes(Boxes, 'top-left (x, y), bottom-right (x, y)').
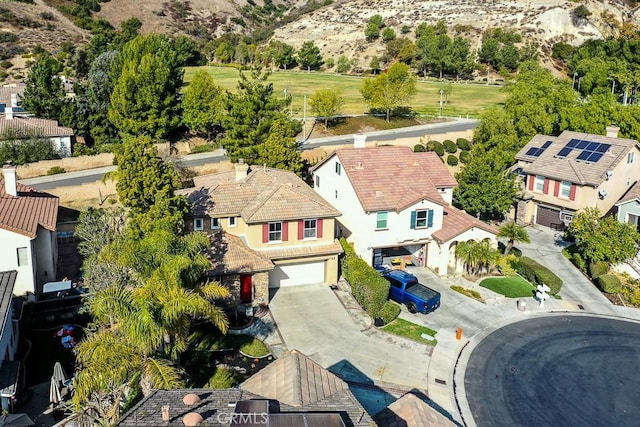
top-left (269, 262), bottom-right (325, 288)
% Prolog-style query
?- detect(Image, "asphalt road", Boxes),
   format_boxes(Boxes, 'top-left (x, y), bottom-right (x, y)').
top-left (20, 119), bottom-right (477, 190)
top-left (464, 315), bottom-right (640, 427)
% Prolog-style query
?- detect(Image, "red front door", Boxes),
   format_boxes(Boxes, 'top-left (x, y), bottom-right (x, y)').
top-left (240, 274), bottom-right (252, 302)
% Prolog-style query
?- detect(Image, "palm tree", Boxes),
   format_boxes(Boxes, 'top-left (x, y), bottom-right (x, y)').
top-left (456, 240), bottom-right (499, 276)
top-left (498, 222), bottom-right (530, 255)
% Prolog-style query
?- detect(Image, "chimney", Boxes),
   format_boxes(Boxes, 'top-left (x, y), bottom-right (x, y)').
top-left (161, 405), bottom-right (170, 422)
top-left (10, 93), bottom-right (17, 108)
top-left (353, 134), bottom-right (366, 148)
top-left (606, 125), bottom-right (620, 138)
top-left (2, 162), bottom-right (17, 197)
top-left (5, 107), bottom-right (13, 120)
top-left (234, 158), bottom-right (248, 181)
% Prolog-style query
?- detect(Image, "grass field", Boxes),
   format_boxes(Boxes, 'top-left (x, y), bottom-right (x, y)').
top-left (184, 66), bottom-right (507, 118)
top-left (480, 275), bottom-right (535, 298)
top-left (382, 318), bottom-right (438, 346)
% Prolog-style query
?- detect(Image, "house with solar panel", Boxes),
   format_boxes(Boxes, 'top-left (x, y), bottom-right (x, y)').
top-left (513, 126), bottom-right (640, 229)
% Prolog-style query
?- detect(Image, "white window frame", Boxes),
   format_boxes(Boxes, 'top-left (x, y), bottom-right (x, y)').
top-left (303, 219), bottom-right (317, 239)
top-left (211, 218), bottom-right (221, 229)
top-left (229, 217), bottom-right (237, 227)
top-left (376, 211), bottom-right (388, 230)
top-left (194, 218), bottom-right (204, 231)
top-left (315, 175), bottom-right (320, 187)
top-left (415, 209), bottom-right (428, 228)
top-left (628, 152), bottom-right (635, 164)
top-left (335, 162), bottom-right (341, 175)
top-left (560, 181), bottom-right (571, 198)
top-left (17, 247), bottom-right (28, 266)
top-left (269, 222), bottom-right (282, 242)
top-left (535, 175), bottom-right (545, 192)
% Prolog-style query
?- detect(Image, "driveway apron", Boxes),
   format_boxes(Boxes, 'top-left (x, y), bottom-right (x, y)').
top-left (268, 284), bottom-right (432, 390)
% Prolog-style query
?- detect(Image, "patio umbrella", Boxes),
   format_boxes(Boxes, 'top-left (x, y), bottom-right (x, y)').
top-left (52, 362), bottom-right (67, 387)
top-left (0, 413), bottom-right (35, 426)
top-left (49, 376), bottom-right (61, 406)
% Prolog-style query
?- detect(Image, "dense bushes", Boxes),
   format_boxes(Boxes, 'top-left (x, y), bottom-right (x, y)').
top-left (443, 139), bottom-right (457, 153)
top-left (456, 138), bottom-right (471, 151)
top-left (589, 261), bottom-right (609, 279)
top-left (378, 301), bottom-right (401, 325)
top-left (459, 150), bottom-right (470, 163)
top-left (413, 144), bottom-right (426, 152)
top-left (428, 141), bottom-right (444, 156)
top-left (514, 256), bottom-right (563, 295)
top-left (572, 252), bottom-right (587, 272)
top-left (446, 155), bottom-right (458, 166)
top-left (596, 274), bottom-right (621, 293)
top-left (339, 238), bottom-right (390, 318)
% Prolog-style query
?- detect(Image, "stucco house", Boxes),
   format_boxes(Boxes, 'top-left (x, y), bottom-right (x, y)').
top-left (0, 107), bottom-right (74, 158)
top-left (513, 127), bottom-right (640, 229)
top-left (615, 181), bottom-right (640, 231)
top-left (0, 163), bottom-right (59, 296)
top-left (311, 145), bottom-right (497, 276)
top-left (177, 162), bottom-right (342, 305)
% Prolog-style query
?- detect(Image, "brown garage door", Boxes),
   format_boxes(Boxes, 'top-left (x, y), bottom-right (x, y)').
top-left (536, 205), bottom-right (562, 229)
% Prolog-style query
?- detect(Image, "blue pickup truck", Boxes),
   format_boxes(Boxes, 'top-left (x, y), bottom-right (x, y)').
top-left (380, 269), bottom-right (441, 314)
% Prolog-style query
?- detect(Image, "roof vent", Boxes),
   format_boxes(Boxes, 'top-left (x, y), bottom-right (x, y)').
top-left (161, 405), bottom-right (170, 422)
top-left (182, 412), bottom-right (203, 426)
top-left (356, 161), bottom-right (363, 169)
top-left (375, 190), bottom-right (384, 198)
top-left (183, 393), bottom-right (201, 405)
top-left (598, 189), bottom-right (608, 199)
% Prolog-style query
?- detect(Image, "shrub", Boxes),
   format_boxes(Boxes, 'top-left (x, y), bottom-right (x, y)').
top-left (428, 141), bottom-right (444, 156)
top-left (456, 138), bottom-right (471, 151)
top-left (378, 301), bottom-right (401, 325)
top-left (459, 150), bottom-right (470, 164)
top-left (0, 60), bottom-right (13, 69)
top-left (589, 261), bottom-right (609, 279)
top-left (446, 155), bottom-right (458, 166)
top-left (443, 139), bottom-right (457, 153)
top-left (413, 144), bottom-right (426, 152)
top-left (205, 367), bottom-right (243, 389)
top-left (340, 238), bottom-right (389, 318)
top-left (572, 252), bottom-right (587, 273)
top-left (46, 166), bottom-right (66, 175)
top-left (496, 254), bottom-right (518, 276)
top-left (596, 274), bottom-right (621, 294)
top-left (514, 256), bottom-right (563, 295)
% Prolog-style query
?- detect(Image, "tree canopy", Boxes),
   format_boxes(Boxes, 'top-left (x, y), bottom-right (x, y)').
top-left (108, 34), bottom-right (183, 138)
top-left (297, 41), bottom-right (323, 71)
top-left (361, 62), bottom-right (417, 121)
top-left (309, 88), bottom-right (344, 130)
top-left (21, 55), bottom-right (73, 125)
top-left (182, 70), bottom-right (225, 138)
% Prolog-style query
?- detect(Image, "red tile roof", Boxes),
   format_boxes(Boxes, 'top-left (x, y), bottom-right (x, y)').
top-left (0, 116), bottom-right (73, 138)
top-left (204, 231), bottom-right (274, 274)
top-left (432, 206), bottom-right (498, 243)
top-left (0, 177), bottom-right (58, 238)
top-left (323, 146), bottom-right (457, 212)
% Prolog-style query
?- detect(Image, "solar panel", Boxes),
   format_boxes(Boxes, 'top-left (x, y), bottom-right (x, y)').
top-left (566, 139), bottom-right (580, 148)
top-left (596, 144), bottom-right (611, 153)
top-left (525, 147), bottom-right (540, 156)
top-left (586, 142), bottom-right (600, 151)
top-left (576, 140), bottom-right (589, 149)
top-left (587, 152), bottom-right (604, 162)
top-left (542, 140), bottom-right (553, 149)
top-left (557, 147), bottom-right (572, 158)
top-left (576, 150), bottom-right (591, 161)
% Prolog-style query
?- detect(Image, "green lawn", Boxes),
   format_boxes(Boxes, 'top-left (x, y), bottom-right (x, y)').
top-left (480, 276), bottom-right (535, 298)
top-left (382, 318), bottom-right (437, 345)
top-left (184, 66), bottom-right (507, 118)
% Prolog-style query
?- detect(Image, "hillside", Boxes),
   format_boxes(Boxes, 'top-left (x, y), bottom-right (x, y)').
top-left (0, 0), bottom-right (639, 83)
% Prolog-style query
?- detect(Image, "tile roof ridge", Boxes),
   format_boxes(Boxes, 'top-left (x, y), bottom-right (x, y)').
top-left (293, 349), bottom-right (303, 407)
top-left (282, 182), bottom-right (341, 214)
top-left (241, 185), bottom-right (280, 222)
top-left (567, 159), bottom-right (585, 184)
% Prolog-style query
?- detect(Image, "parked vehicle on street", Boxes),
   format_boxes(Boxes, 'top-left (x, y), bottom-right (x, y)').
top-left (379, 269), bottom-right (441, 314)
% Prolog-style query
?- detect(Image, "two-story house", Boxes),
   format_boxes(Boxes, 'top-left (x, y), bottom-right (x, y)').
top-left (0, 108), bottom-right (74, 158)
top-left (514, 127), bottom-right (640, 229)
top-left (177, 161), bottom-right (342, 305)
top-left (0, 163), bottom-right (59, 296)
top-left (311, 145), bottom-right (497, 276)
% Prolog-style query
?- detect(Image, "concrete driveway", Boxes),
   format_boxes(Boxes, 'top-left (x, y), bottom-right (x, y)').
top-left (268, 284), bottom-right (432, 390)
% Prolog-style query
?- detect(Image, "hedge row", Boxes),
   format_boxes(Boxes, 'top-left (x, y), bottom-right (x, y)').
top-left (596, 274), bottom-right (621, 293)
top-left (379, 301), bottom-right (401, 325)
top-left (514, 256), bottom-right (563, 295)
top-left (339, 238), bottom-right (390, 318)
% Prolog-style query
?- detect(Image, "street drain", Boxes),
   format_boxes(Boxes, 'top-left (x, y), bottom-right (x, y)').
top-left (435, 379), bottom-right (447, 385)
